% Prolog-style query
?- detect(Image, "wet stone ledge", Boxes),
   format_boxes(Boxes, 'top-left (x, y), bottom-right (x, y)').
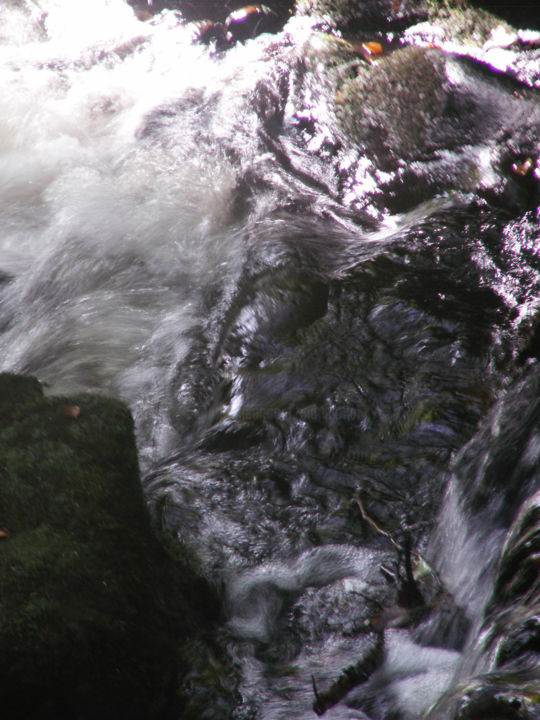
top-left (126, 0), bottom-right (295, 25)
top-left (0, 373), bottom-right (218, 720)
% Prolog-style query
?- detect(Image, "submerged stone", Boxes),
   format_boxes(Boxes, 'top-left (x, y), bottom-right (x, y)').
top-left (0, 374), bottom-right (217, 720)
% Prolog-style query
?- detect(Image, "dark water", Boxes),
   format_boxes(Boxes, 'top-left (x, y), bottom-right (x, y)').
top-left (0, 1), bottom-right (538, 718)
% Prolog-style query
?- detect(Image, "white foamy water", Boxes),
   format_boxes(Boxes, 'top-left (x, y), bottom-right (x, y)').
top-left (429, 480), bottom-right (506, 620)
top-left (0, 0), bottom-right (281, 466)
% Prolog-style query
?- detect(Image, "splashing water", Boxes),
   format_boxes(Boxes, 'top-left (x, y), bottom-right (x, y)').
top-left (1, 2), bottom-right (539, 718)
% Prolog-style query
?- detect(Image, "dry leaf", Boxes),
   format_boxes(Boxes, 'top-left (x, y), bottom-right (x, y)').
top-left (362, 41), bottom-right (383, 56)
top-left (511, 157), bottom-right (533, 176)
top-left (62, 404), bottom-right (81, 419)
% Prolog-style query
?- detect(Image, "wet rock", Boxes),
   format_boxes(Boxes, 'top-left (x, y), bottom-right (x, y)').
top-left (419, 0), bottom-right (508, 46)
top-left (335, 45), bottom-right (540, 211)
top-left (450, 366), bottom-right (540, 527)
top-left (427, 484), bottom-right (540, 720)
top-left (0, 374), bottom-right (217, 720)
top-left (225, 4), bottom-right (284, 43)
top-left (295, 0), bottom-right (428, 34)
top-left (126, 0), bottom-right (294, 27)
top-left (156, 203), bottom-right (520, 568)
top-left (423, 361), bottom-right (540, 720)
top-left (469, 0), bottom-right (540, 30)
top-left (487, 490), bottom-right (540, 667)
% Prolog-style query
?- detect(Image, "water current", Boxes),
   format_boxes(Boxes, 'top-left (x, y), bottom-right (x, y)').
top-left (0, 1), bottom-right (539, 718)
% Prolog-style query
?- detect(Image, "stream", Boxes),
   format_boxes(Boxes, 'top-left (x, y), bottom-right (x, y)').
top-left (0, 1), bottom-right (539, 718)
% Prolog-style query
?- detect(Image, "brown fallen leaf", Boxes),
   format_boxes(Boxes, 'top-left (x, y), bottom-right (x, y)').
top-left (0, 529), bottom-right (10, 539)
top-left (362, 41), bottom-right (383, 56)
top-left (62, 404), bottom-right (81, 419)
top-left (511, 157), bottom-right (534, 177)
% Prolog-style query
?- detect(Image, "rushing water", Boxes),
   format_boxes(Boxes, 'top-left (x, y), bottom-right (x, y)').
top-left (1, 1), bottom-right (539, 718)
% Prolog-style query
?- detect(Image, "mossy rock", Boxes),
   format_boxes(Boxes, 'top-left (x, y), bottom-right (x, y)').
top-left (336, 45), bottom-right (539, 160)
top-left (0, 374), bottom-right (216, 720)
top-left (333, 43), bottom-right (540, 210)
top-left (294, 0), bottom-right (503, 42)
top-left (294, 0), bottom-right (428, 33)
top-left (422, 0), bottom-right (507, 45)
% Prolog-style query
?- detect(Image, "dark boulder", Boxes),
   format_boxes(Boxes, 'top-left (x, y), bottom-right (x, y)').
top-left (0, 374), bottom-right (217, 720)
top-left (335, 45), bottom-right (540, 212)
top-left (295, 0), bottom-right (428, 33)
top-left (469, 0), bottom-right (540, 30)
top-left (126, 0), bottom-right (294, 27)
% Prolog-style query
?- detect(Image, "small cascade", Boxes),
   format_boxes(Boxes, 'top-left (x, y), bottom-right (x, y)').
top-left (0, 1), bottom-right (538, 718)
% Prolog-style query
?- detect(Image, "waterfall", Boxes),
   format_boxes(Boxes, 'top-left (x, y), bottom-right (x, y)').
top-left (1, 1), bottom-right (539, 718)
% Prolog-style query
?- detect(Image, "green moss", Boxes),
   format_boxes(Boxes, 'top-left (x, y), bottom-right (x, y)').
top-left (0, 373), bottom-right (217, 720)
top-left (295, 0), bottom-right (507, 47)
top-left (336, 46), bottom-right (450, 160)
top-left (176, 636), bottom-right (241, 719)
top-left (423, 0), bottom-right (509, 44)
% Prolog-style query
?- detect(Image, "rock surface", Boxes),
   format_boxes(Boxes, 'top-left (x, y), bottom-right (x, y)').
top-left (469, 0), bottom-right (540, 30)
top-left (295, 0), bottom-right (428, 32)
top-left (335, 44), bottom-right (540, 212)
top-left (425, 366), bottom-right (540, 720)
top-left (0, 374), bottom-right (217, 720)
top-left (127, 0), bottom-right (294, 25)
